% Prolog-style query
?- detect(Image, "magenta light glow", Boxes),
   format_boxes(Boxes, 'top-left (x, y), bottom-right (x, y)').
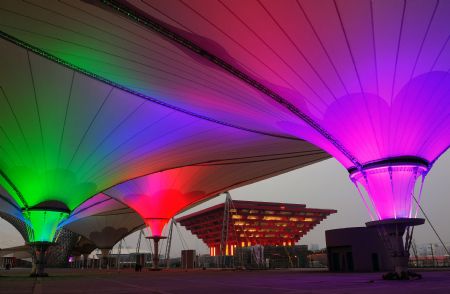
top-left (350, 164), bottom-right (427, 220)
top-left (89, 0), bottom-right (450, 170)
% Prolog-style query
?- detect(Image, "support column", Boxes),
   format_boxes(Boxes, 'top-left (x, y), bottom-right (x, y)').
top-left (164, 219), bottom-right (175, 269)
top-left (30, 242), bottom-right (53, 277)
top-left (146, 236), bottom-right (167, 270)
top-left (99, 248), bottom-right (111, 269)
top-left (82, 254), bottom-right (89, 269)
top-left (366, 218), bottom-right (424, 279)
top-left (23, 204), bottom-right (70, 277)
top-left (75, 255), bottom-right (81, 269)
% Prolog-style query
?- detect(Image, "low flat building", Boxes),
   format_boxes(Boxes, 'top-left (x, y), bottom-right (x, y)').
top-left (326, 227), bottom-right (391, 272)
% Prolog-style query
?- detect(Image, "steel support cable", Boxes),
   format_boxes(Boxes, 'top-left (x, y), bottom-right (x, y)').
top-left (219, 192), bottom-right (231, 266)
top-left (122, 238), bottom-right (133, 268)
top-left (226, 193), bottom-right (261, 267)
top-left (164, 218), bottom-right (175, 267)
top-left (117, 239), bottom-right (123, 270)
top-left (412, 193), bottom-right (450, 256)
top-left (122, 238), bottom-right (129, 253)
top-left (194, 152), bottom-right (325, 167)
top-left (175, 221), bottom-right (188, 250)
top-left (227, 195), bottom-right (245, 266)
top-left (146, 234), bottom-right (153, 255)
top-left (136, 229), bottom-right (142, 254)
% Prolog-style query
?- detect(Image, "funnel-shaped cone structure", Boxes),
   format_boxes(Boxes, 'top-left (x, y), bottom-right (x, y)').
top-left (106, 151), bottom-right (328, 237)
top-left (144, 218), bottom-right (168, 238)
top-left (1, 1), bottom-right (448, 223)
top-left (119, 187), bottom-right (207, 237)
top-left (24, 210), bottom-right (69, 243)
top-left (351, 163), bottom-right (428, 220)
top-left (71, 236), bottom-right (97, 257)
top-left (0, 35), bottom-right (325, 245)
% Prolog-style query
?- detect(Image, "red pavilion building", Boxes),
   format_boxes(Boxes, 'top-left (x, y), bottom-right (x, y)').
top-left (177, 200), bottom-right (336, 256)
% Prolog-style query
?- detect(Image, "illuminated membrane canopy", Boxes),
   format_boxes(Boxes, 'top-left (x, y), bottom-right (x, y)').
top-left (24, 209), bottom-right (69, 243)
top-left (0, 1), bottom-right (448, 220)
top-left (0, 36), bottom-right (327, 243)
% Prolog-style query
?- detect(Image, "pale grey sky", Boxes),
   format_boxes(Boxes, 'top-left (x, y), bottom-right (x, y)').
top-left (1, 151), bottom-right (449, 257)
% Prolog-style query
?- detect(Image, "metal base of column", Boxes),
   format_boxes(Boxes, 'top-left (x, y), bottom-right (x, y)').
top-left (366, 218), bottom-right (424, 280)
top-left (382, 270), bottom-right (422, 280)
top-left (29, 241), bottom-right (54, 277)
top-left (146, 236), bottom-right (167, 270)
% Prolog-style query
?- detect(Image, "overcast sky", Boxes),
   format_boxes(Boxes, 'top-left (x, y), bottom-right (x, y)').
top-left (1, 150), bottom-right (448, 257)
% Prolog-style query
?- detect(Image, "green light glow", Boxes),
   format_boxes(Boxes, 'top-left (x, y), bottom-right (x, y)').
top-left (24, 210), bottom-right (69, 243)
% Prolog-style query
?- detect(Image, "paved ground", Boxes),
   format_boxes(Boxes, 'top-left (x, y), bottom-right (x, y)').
top-left (1, 268), bottom-right (450, 294)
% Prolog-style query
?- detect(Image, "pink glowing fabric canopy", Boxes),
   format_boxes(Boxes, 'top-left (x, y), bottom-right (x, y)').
top-left (105, 152), bottom-right (327, 237)
top-left (111, 0), bottom-right (450, 169)
top-left (1, 1), bottom-right (447, 170)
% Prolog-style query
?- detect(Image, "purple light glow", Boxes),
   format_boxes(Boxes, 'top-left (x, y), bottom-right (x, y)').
top-left (278, 71), bottom-right (450, 169)
top-left (351, 164), bottom-right (427, 220)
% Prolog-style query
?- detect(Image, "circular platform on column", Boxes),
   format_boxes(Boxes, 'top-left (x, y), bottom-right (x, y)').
top-left (366, 218), bottom-right (425, 228)
top-left (145, 236), bottom-right (167, 240)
